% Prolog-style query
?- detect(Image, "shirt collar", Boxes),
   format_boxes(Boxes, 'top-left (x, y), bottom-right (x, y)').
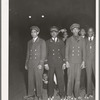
top-left (52, 37), bottom-right (57, 42)
top-left (88, 36), bottom-right (94, 41)
top-left (50, 37), bottom-right (59, 42)
top-left (81, 36), bottom-right (85, 38)
top-left (33, 36), bottom-right (38, 42)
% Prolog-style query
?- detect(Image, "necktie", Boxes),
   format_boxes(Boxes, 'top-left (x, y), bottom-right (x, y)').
top-left (53, 38), bottom-right (56, 42)
top-left (90, 38), bottom-right (92, 42)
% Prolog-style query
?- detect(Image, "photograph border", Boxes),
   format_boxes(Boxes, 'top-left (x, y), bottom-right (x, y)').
top-left (1, 0), bottom-right (99, 100)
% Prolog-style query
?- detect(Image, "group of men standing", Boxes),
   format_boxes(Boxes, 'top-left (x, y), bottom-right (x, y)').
top-left (24, 23), bottom-right (95, 100)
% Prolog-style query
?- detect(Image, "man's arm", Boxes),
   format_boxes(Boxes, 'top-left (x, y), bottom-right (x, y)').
top-left (83, 39), bottom-right (86, 63)
top-left (65, 39), bottom-right (69, 62)
top-left (61, 40), bottom-right (65, 62)
top-left (81, 39), bottom-right (86, 69)
top-left (44, 40), bottom-right (50, 70)
top-left (25, 42), bottom-right (30, 69)
top-left (39, 40), bottom-right (47, 66)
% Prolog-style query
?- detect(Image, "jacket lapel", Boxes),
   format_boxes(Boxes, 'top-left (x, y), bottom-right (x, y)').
top-left (29, 38), bottom-right (41, 50)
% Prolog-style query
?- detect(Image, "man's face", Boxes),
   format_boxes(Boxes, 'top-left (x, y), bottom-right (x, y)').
top-left (80, 29), bottom-right (86, 36)
top-left (72, 28), bottom-right (80, 36)
top-left (31, 29), bottom-right (39, 38)
top-left (63, 32), bottom-right (68, 38)
top-left (50, 31), bottom-right (58, 38)
top-left (88, 28), bottom-right (94, 37)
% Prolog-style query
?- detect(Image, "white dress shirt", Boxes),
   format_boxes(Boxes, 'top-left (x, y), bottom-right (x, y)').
top-left (88, 36), bottom-right (94, 41)
top-left (52, 37), bottom-right (57, 42)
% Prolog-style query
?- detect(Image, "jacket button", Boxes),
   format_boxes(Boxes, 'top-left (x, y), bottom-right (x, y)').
top-left (72, 50), bottom-right (74, 52)
top-left (58, 49), bottom-right (60, 51)
top-left (78, 46), bottom-right (80, 48)
top-left (73, 47), bottom-right (74, 48)
top-left (53, 53), bottom-right (55, 55)
top-left (35, 57), bottom-right (37, 59)
top-left (53, 49), bottom-right (54, 51)
top-left (90, 46), bottom-right (92, 49)
top-left (30, 57), bottom-right (32, 59)
top-left (72, 54), bottom-right (74, 56)
top-left (78, 50), bottom-right (80, 52)
top-left (78, 54), bottom-right (80, 56)
top-left (35, 49), bottom-right (37, 51)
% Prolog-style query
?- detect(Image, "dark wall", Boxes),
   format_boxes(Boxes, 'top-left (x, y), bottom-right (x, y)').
top-left (9, 0), bottom-right (95, 39)
top-left (9, 0), bottom-right (95, 69)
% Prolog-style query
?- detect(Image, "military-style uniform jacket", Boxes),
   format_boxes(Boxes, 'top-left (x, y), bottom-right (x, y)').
top-left (65, 36), bottom-right (86, 64)
top-left (46, 38), bottom-right (65, 65)
top-left (86, 37), bottom-right (95, 61)
top-left (25, 37), bottom-right (46, 68)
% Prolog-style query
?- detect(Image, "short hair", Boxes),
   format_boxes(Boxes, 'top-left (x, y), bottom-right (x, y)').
top-left (30, 26), bottom-right (40, 32)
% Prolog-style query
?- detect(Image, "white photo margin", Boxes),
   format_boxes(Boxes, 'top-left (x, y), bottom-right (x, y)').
top-left (1, 0), bottom-right (99, 100)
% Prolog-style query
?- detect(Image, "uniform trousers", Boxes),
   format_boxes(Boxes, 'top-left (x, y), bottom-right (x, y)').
top-left (48, 62), bottom-right (65, 97)
top-left (86, 57), bottom-right (95, 95)
top-left (80, 68), bottom-right (86, 90)
top-left (28, 65), bottom-right (43, 97)
top-left (64, 68), bottom-right (68, 95)
top-left (67, 63), bottom-right (81, 97)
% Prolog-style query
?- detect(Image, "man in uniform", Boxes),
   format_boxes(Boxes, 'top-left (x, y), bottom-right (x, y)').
top-left (79, 29), bottom-right (86, 39)
top-left (60, 28), bottom-right (68, 96)
top-left (24, 26), bottom-right (46, 100)
top-left (79, 28), bottom-right (87, 96)
top-left (85, 28), bottom-right (95, 99)
top-left (45, 26), bottom-right (65, 100)
top-left (60, 28), bottom-right (68, 42)
top-left (65, 23), bottom-right (86, 99)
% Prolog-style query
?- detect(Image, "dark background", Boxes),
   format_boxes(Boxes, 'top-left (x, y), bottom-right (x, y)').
top-left (9, 0), bottom-right (95, 57)
top-left (9, 0), bottom-right (95, 97)
top-left (9, 0), bottom-right (95, 41)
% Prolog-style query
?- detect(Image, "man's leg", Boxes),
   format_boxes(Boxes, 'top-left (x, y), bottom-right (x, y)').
top-left (86, 61), bottom-right (93, 96)
top-left (74, 64), bottom-right (81, 98)
top-left (48, 66), bottom-right (55, 98)
top-left (67, 63), bottom-right (75, 97)
top-left (80, 68), bottom-right (86, 90)
top-left (28, 67), bottom-right (35, 97)
top-left (92, 60), bottom-right (95, 96)
top-left (64, 68), bottom-right (68, 95)
top-left (56, 66), bottom-right (65, 98)
top-left (35, 67), bottom-right (43, 98)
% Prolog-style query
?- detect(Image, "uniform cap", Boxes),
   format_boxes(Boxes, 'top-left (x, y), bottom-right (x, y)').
top-left (50, 26), bottom-right (59, 32)
top-left (70, 23), bottom-right (80, 30)
top-left (30, 26), bottom-right (40, 32)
